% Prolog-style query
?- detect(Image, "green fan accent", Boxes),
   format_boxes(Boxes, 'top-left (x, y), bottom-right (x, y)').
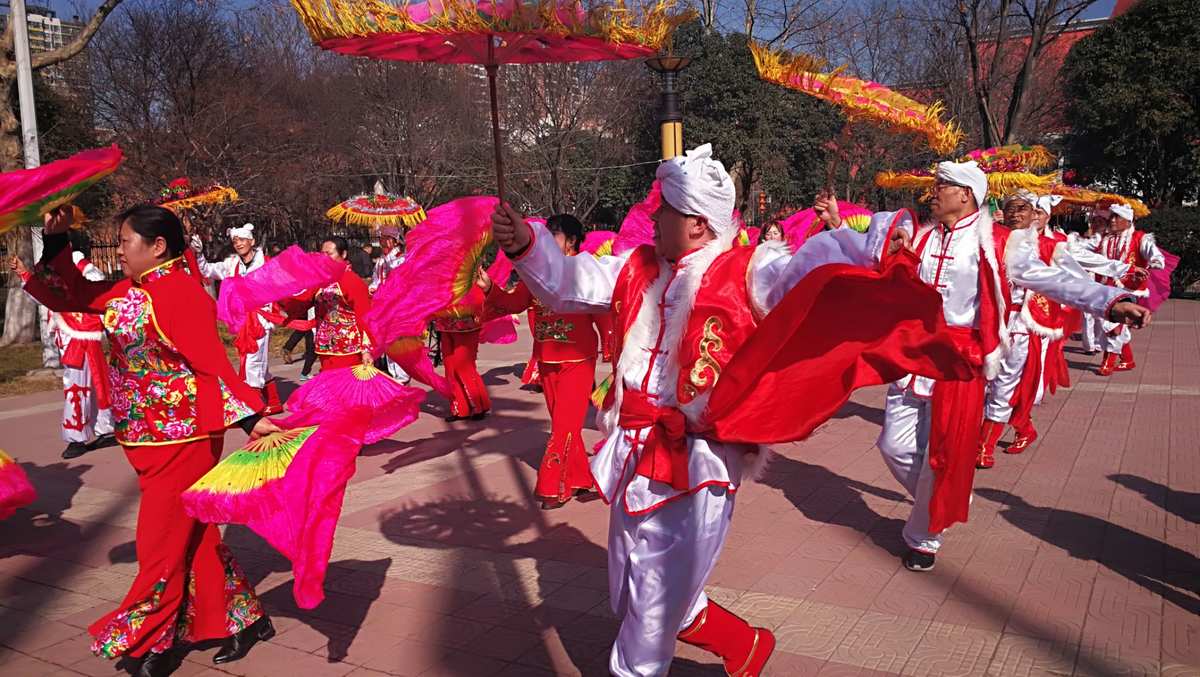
top-left (189, 426), bottom-right (319, 495)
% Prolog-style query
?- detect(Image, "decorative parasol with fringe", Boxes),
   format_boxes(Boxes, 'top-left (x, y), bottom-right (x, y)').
top-left (0, 145), bottom-right (123, 235)
top-left (288, 0), bottom-right (693, 201)
top-left (1049, 184), bottom-right (1151, 218)
top-left (875, 144), bottom-right (1060, 199)
top-left (156, 177), bottom-right (239, 212)
top-left (328, 180), bottom-right (427, 228)
top-left (750, 43), bottom-right (963, 156)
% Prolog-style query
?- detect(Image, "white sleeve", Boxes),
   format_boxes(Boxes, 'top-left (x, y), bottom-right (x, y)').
top-left (195, 252), bottom-right (229, 280)
top-left (369, 258), bottom-right (385, 294)
top-left (1140, 232), bottom-right (1166, 269)
top-left (751, 210), bottom-right (910, 313)
top-left (1066, 238), bottom-right (1131, 279)
top-left (1006, 229), bottom-right (1128, 318)
top-left (510, 220), bottom-right (629, 314)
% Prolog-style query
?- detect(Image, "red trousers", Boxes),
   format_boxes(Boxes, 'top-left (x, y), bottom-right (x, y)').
top-left (90, 437), bottom-right (263, 658)
top-left (441, 330), bottom-right (490, 417)
top-left (928, 372), bottom-right (987, 535)
top-left (1009, 334), bottom-right (1044, 439)
top-left (318, 353), bottom-right (361, 372)
top-left (536, 359), bottom-right (596, 501)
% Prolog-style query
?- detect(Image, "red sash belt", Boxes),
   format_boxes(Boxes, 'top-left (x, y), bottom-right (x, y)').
top-left (620, 390), bottom-right (690, 491)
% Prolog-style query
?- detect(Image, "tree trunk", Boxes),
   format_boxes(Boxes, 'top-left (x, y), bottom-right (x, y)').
top-left (0, 72), bottom-right (38, 346)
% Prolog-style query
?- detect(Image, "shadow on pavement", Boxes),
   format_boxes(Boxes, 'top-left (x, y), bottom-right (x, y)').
top-left (1108, 473), bottom-right (1200, 524)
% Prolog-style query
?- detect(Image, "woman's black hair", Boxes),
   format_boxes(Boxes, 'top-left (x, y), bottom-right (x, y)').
top-left (546, 213), bottom-right (584, 253)
top-left (117, 205), bottom-right (186, 257)
top-left (323, 236), bottom-right (349, 257)
top-left (758, 222), bottom-right (783, 244)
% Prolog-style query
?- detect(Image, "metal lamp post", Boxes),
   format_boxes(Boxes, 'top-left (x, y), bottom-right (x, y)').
top-left (645, 55), bottom-right (691, 160)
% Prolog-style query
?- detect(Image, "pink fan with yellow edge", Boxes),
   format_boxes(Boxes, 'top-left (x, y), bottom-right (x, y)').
top-left (582, 229), bottom-right (617, 257)
top-left (285, 363), bottom-right (425, 445)
top-left (779, 200), bottom-right (873, 251)
top-left (0, 450), bottom-right (35, 520)
top-left (0, 145), bottom-right (123, 234)
top-left (613, 182), bottom-right (660, 256)
top-left (182, 426), bottom-right (321, 524)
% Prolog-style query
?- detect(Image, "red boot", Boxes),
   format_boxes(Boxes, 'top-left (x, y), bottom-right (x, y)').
top-left (1098, 352), bottom-right (1119, 376)
top-left (1007, 426), bottom-right (1037, 454)
top-left (977, 420), bottom-right (1004, 469)
top-left (1116, 343), bottom-right (1136, 371)
top-left (677, 601), bottom-right (776, 677)
top-left (261, 379), bottom-right (283, 416)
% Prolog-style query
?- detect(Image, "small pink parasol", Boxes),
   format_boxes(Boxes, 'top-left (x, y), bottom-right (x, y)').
top-left (289, 0), bottom-right (692, 201)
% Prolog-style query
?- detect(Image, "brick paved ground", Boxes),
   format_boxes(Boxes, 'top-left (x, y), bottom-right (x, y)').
top-left (0, 300), bottom-right (1196, 676)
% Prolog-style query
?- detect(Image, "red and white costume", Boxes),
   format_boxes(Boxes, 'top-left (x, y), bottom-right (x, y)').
top-left (51, 252), bottom-right (114, 445)
top-left (485, 276), bottom-right (604, 502)
top-left (979, 195), bottom-right (1131, 462)
top-left (801, 163), bottom-right (1131, 556)
top-left (195, 226), bottom-right (282, 413)
top-left (1091, 208), bottom-right (1164, 367)
top-left (510, 145), bottom-right (828, 676)
top-left (434, 287), bottom-right (490, 418)
top-left (368, 240), bottom-right (410, 383)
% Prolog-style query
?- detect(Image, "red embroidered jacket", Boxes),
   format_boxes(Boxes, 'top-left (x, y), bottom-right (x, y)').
top-left (286, 267), bottom-right (373, 356)
top-left (23, 246), bottom-right (262, 446)
top-left (484, 279), bottom-right (603, 364)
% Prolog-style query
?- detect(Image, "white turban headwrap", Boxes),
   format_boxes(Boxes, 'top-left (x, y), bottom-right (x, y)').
top-left (228, 223), bottom-right (255, 240)
top-left (1036, 194), bottom-right (1063, 215)
top-left (935, 160), bottom-right (988, 208)
top-left (1109, 203), bottom-right (1134, 221)
top-left (1005, 189), bottom-right (1038, 206)
top-left (656, 143), bottom-right (736, 238)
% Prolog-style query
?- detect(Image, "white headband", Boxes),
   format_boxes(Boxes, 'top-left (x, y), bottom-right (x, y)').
top-left (1036, 194), bottom-right (1063, 215)
top-left (1109, 203), bottom-right (1134, 221)
top-left (935, 161), bottom-right (988, 208)
top-left (228, 223), bottom-right (255, 240)
top-left (656, 143), bottom-right (736, 238)
top-left (1005, 189), bottom-right (1038, 206)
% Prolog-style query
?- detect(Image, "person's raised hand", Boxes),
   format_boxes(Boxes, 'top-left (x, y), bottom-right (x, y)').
top-left (813, 192), bottom-right (842, 228)
top-left (887, 228), bottom-right (912, 256)
top-left (491, 203), bottom-right (531, 254)
top-left (9, 256), bottom-right (29, 278)
top-left (249, 417), bottom-right (283, 441)
top-left (475, 266), bottom-right (492, 292)
top-left (42, 206), bottom-right (74, 235)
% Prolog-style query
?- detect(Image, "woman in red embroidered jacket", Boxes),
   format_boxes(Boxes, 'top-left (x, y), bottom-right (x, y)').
top-left (479, 214), bottom-right (602, 509)
top-left (15, 206), bottom-right (279, 677)
top-left (284, 237), bottom-right (374, 373)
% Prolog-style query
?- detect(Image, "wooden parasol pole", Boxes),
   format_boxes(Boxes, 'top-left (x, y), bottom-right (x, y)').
top-left (485, 37), bottom-right (507, 203)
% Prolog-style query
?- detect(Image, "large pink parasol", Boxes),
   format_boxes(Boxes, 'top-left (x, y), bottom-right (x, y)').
top-left (289, 0), bottom-right (692, 201)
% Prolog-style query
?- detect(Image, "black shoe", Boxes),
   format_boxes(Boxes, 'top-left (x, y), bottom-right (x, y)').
top-left (136, 650), bottom-right (179, 677)
top-left (61, 441), bottom-right (90, 459)
top-left (213, 615), bottom-right (275, 665)
top-left (902, 549), bottom-right (936, 572)
top-left (468, 411), bottom-right (489, 421)
top-left (444, 414), bottom-right (465, 423)
top-left (88, 432), bottom-right (118, 450)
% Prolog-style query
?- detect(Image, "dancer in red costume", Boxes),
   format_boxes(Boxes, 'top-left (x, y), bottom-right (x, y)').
top-left (1092, 203), bottom-right (1165, 375)
top-left (192, 223), bottom-right (283, 414)
top-left (976, 191), bottom-right (1134, 469)
top-left (51, 232), bottom-right (115, 459)
top-left (813, 164), bottom-right (1151, 572)
top-left (435, 286), bottom-right (491, 421)
top-left (16, 206), bottom-right (278, 677)
top-left (491, 144), bottom-right (979, 676)
top-left (478, 214), bottom-right (602, 509)
top-left (286, 236), bottom-right (374, 373)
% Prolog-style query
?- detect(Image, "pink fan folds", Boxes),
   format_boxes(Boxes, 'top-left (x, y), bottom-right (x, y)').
top-left (779, 200), bottom-right (873, 251)
top-left (217, 246), bottom-right (346, 334)
top-left (582, 229), bottom-right (617, 255)
top-left (1145, 249), bottom-right (1179, 312)
top-left (247, 412), bottom-right (372, 609)
top-left (0, 145), bottom-right (123, 234)
top-left (613, 182), bottom-right (660, 255)
top-left (366, 196), bottom-right (500, 354)
top-left (285, 365), bottom-right (425, 445)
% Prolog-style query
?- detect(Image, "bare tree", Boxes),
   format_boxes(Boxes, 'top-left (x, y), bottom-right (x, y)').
top-left (920, 0), bottom-right (1100, 147)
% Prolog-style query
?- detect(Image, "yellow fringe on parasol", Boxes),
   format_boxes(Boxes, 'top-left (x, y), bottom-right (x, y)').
top-left (326, 202), bottom-right (428, 228)
top-left (750, 42), bottom-right (963, 156)
top-left (1052, 185), bottom-right (1151, 218)
top-left (961, 144), bottom-right (1056, 173)
top-left (160, 186), bottom-right (239, 212)
top-left (875, 170), bottom-right (1059, 199)
top-left (289, 0), bottom-right (694, 52)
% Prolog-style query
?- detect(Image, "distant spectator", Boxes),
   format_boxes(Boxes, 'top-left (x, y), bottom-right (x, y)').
top-left (348, 242), bottom-right (373, 278)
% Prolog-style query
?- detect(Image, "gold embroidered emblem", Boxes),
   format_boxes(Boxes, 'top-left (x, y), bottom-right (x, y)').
top-left (689, 316), bottom-right (724, 391)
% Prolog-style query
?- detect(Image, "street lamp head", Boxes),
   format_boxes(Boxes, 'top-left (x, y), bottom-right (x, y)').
top-left (645, 55), bottom-right (692, 74)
